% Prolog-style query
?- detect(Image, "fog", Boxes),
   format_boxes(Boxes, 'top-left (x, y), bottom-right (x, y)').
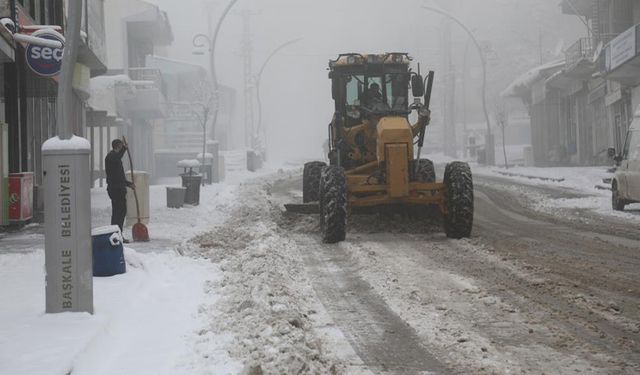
top-left (147, 0), bottom-right (584, 163)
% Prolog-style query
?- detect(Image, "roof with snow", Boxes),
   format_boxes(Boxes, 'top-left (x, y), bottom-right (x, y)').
top-left (501, 59), bottom-right (565, 98)
top-left (89, 75), bottom-right (134, 116)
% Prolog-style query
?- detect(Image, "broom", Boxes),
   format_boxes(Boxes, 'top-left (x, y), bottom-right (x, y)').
top-left (122, 137), bottom-right (149, 242)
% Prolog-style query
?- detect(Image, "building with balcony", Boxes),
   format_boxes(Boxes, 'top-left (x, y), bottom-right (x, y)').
top-left (144, 56), bottom-right (236, 181)
top-left (88, 0), bottom-right (173, 184)
top-left (504, 0), bottom-right (640, 167)
top-left (562, 0), bottom-right (640, 152)
top-left (0, 0), bottom-right (108, 223)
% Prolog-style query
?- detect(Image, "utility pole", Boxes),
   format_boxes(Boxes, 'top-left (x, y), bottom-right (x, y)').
top-left (462, 38), bottom-right (471, 158)
top-left (422, 5), bottom-right (494, 165)
top-left (441, 18), bottom-right (457, 158)
top-left (193, 0), bottom-right (239, 149)
top-left (255, 38), bottom-right (302, 159)
top-left (239, 10), bottom-right (258, 151)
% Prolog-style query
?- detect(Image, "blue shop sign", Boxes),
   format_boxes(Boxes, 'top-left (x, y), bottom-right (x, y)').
top-left (25, 30), bottom-right (65, 77)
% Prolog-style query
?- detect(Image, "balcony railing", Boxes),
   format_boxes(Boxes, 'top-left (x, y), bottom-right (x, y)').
top-left (565, 38), bottom-right (593, 68)
top-left (127, 68), bottom-right (167, 97)
top-left (565, 34), bottom-right (620, 70)
top-left (594, 33), bottom-right (619, 46)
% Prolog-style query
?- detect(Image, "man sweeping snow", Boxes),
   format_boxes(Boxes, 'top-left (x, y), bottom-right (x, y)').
top-left (105, 139), bottom-right (134, 242)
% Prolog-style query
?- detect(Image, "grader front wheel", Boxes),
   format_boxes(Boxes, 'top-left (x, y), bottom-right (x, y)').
top-left (320, 166), bottom-right (347, 243)
top-left (443, 161), bottom-right (474, 239)
top-left (303, 161), bottom-right (326, 203)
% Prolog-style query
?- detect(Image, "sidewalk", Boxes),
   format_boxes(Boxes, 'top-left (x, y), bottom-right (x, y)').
top-left (0, 161), bottom-right (279, 375)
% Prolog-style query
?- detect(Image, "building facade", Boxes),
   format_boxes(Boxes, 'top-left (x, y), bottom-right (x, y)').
top-left (145, 56), bottom-right (235, 181)
top-left (506, 0), bottom-right (640, 166)
top-left (0, 0), bottom-right (107, 222)
top-left (87, 0), bottom-right (173, 185)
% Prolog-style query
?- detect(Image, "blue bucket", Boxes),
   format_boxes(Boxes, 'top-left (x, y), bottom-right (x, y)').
top-left (91, 225), bottom-right (126, 277)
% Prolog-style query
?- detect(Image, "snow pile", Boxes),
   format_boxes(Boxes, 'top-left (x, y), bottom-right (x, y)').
top-left (196, 153), bottom-right (214, 159)
top-left (183, 173), bottom-right (344, 374)
top-left (474, 164), bottom-right (640, 221)
top-left (41, 135), bottom-right (91, 151)
top-left (177, 159), bottom-right (201, 168)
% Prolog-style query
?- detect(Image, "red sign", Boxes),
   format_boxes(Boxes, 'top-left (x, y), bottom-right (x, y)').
top-left (8, 172), bottom-right (33, 222)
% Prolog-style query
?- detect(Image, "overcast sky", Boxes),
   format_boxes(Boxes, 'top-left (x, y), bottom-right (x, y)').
top-left (146, 0), bottom-right (583, 161)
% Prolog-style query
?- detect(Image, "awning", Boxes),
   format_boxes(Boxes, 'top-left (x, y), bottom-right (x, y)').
top-left (501, 59), bottom-right (565, 98)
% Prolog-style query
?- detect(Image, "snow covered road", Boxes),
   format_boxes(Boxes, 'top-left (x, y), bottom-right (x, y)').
top-left (2, 166), bottom-right (639, 374)
top-left (259, 170), bottom-right (639, 374)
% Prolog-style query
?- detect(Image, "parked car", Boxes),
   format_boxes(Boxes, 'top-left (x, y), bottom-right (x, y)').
top-left (611, 116), bottom-right (640, 211)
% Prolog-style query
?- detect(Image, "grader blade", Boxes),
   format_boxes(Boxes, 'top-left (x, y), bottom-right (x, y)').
top-left (284, 203), bottom-right (320, 214)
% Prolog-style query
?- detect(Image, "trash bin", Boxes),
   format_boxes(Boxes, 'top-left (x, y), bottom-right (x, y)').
top-left (215, 154), bottom-right (225, 183)
top-left (477, 149), bottom-right (486, 164)
top-left (8, 172), bottom-right (34, 224)
top-left (0, 122), bottom-right (8, 226)
top-left (247, 150), bottom-right (263, 172)
top-left (177, 159), bottom-right (202, 205)
top-left (181, 173), bottom-right (202, 205)
top-left (166, 187), bottom-right (186, 208)
top-left (125, 171), bottom-right (149, 225)
top-left (523, 146), bottom-right (534, 167)
top-left (197, 153), bottom-right (214, 184)
top-left (91, 225), bottom-right (126, 277)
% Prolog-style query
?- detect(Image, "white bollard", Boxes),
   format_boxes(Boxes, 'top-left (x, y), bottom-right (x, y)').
top-left (42, 136), bottom-right (93, 314)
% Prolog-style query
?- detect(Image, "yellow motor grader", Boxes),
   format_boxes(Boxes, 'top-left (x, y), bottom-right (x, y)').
top-left (292, 53), bottom-right (473, 243)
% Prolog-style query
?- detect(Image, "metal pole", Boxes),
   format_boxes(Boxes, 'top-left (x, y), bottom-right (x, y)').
top-left (202, 107), bottom-right (207, 186)
top-left (209, 0), bottom-right (239, 139)
top-left (422, 5), bottom-right (494, 164)
top-left (58, 0), bottom-right (82, 139)
top-left (43, 0), bottom-right (93, 314)
top-left (255, 38), bottom-right (302, 156)
top-left (462, 37), bottom-right (471, 158)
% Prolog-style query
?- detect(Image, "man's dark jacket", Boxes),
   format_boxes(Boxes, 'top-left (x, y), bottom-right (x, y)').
top-left (105, 148), bottom-right (130, 189)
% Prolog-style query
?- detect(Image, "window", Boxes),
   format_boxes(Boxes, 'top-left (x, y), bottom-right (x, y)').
top-left (345, 75), bottom-right (363, 106)
top-left (343, 73), bottom-right (408, 112)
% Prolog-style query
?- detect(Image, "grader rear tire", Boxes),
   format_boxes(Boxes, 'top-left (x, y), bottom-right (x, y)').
top-left (412, 159), bottom-right (436, 182)
top-left (303, 161), bottom-right (326, 203)
top-left (320, 166), bottom-right (347, 243)
top-left (443, 162), bottom-right (474, 239)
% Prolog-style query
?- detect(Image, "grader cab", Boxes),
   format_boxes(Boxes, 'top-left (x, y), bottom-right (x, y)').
top-left (297, 53), bottom-right (473, 243)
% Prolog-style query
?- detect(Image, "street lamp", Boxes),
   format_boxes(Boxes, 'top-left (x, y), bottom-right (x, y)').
top-left (421, 5), bottom-right (495, 165)
top-left (192, 0), bottom-right (239, 142)
top-left (192, 34), bottom-right (214, 182)
top-left (254, 37), bottom-right (302, 158)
